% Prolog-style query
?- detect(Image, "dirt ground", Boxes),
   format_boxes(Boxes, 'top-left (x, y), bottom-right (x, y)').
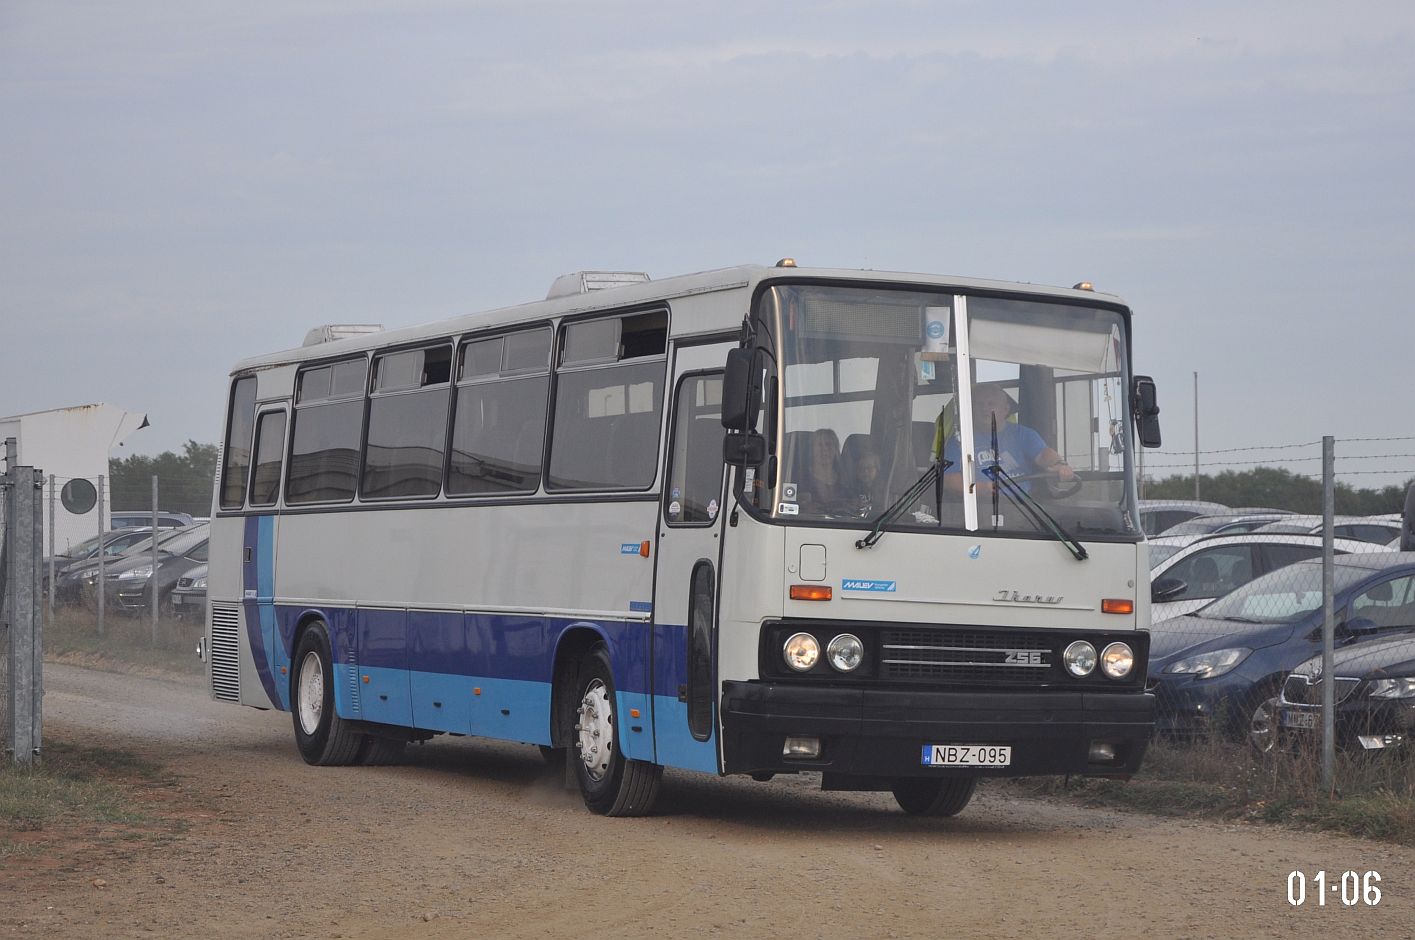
top-left (3, 663), bottom-right (1413, 939)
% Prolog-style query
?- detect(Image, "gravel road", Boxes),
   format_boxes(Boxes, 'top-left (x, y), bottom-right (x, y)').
top-left (4, 663), bottom-right (1412, 938)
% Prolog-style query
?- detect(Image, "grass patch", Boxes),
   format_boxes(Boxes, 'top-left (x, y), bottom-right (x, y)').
top-left (1011, 736), bottom-right (1415, 845)
top-left (44, 605), bottom-right (203, 676)
top-left (1, 740), bottom-right (167, 842)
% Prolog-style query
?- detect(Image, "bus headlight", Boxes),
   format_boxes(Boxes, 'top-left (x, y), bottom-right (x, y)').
top-left (783, 633), bottom-right (820, 672)
top-left (826, 634), bottom-right (864, 672)
top-left (1100, 642), bottom-right (1134, 679)
top-left (1064, 640), bottom-right (1097, 677)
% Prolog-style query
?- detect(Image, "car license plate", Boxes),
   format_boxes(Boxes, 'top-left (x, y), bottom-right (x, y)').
top-left (1281, 710), bottom-right (1316, 729)
top-left (921, 744), bottom-right (1011, 767)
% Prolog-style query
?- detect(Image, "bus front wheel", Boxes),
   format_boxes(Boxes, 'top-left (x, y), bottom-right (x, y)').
top-left (572, 645), bottom-right (662, 816)
top-left (891, 776), bottom-right (977, 816)
top-left (291, 623), bottom-right (364, 767)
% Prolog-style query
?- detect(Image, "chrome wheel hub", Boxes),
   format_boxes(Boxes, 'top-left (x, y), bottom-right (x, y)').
top-left (1249, 696), bottom-right (1278, 754)
top-left (298, 650), bottom-right (324, 736)
top-left (576, 679), bottom-right (614, 781)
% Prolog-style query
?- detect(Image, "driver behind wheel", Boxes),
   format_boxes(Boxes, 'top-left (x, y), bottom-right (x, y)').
top-left (941, 384), bottom-right (1075, 496)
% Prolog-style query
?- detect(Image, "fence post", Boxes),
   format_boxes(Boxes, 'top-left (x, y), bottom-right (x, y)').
top-left (47, 473), bottom-right (55, 620)
top-left (96, 475), bottom-right (105, 638)
top-left (5, 465), bottom-right (42, 765)
top-left (151, 474), bottom-right (159, 642)
top-left (1321, 435), bottom-right (1335, 794)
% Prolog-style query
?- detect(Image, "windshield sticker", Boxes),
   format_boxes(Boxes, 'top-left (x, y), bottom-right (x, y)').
top-left (620, 543), bottom-right (641, 555)
top-left (782, 482), bottom-right (798, 502)
top-left (842, 579), bottom-right (897, 593)
top-left (671, 486), bottom-right (681, 500)
top-left (706, 499), bottom-right (719, 520)
top-left (667, 500), bottom-right (682, 518)
top-left (778, 502), bottom-right (800, 516)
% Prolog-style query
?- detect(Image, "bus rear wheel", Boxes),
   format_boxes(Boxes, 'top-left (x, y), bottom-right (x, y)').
top-left (892, 776), bottom-right (977, 816)
top-left (572, 646), bottom-right (662, 816)
top-left (291, 623), bottom-right (364, 766)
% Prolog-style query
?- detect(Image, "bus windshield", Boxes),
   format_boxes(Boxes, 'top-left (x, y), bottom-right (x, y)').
top-left (750, 283), bottom-right (1140, 540)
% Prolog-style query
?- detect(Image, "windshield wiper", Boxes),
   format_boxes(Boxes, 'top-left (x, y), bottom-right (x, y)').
top-left (981, 415), bottom-right (1087, 561)
top-left (855, 458), bottom-right (953, 549)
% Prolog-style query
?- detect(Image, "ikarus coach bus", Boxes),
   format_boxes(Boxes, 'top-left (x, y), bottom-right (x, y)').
top-left (204, 261), bottom-right (1163, 817)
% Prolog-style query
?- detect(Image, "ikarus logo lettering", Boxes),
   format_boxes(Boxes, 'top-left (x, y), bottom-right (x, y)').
top-left (841, 579), bottom-right (897, 593)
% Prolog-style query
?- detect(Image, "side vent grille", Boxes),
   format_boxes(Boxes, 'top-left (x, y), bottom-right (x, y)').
top-left (347, 645), bottom-right (361, 717)
top-left (210, 603), bottom-right (241, 702)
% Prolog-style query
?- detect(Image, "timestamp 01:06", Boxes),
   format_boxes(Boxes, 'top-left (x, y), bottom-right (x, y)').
top-left (1288, 871), bottom-right (1382, 906)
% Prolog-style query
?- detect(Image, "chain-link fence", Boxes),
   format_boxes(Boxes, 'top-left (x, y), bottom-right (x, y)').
top-left (2, 442), bottom-right (44, 766)
top-left (1145, 437), bottom-right (1415, 794)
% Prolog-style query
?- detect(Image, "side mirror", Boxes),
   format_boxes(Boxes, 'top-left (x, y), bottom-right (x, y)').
top-left (723, 432), bottom-right (766, 467)
top-left (1151, 576), bottom-right (1187, 602)
top-left (721, 348), bottom-right (763, 431)
top-left (1132, 375), bottom-right (1161, 448)
top-left (1341, 616), bottom-right (1381, 637)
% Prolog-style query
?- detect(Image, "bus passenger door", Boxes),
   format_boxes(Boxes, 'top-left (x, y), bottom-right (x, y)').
top-left (651, 356), bottom-right (728, 773)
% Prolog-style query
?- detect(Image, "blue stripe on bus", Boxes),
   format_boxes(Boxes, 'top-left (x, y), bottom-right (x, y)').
top-left (243, 516), bottom-right (282, 707)
top-left (272, 604), bottom-right (706, 770)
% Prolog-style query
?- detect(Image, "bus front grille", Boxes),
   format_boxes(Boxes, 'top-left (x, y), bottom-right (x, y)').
top-left (879, 629), bottom-right (1054, 684)
top-left (210, 603), bottom-right (241, 702)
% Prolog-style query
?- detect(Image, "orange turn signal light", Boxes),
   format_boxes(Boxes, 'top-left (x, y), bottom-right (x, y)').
top-left (1101, 598), bottom-right (1134, 615)
top-left (640, 540), bottom-right (651, 558)
top-left (630, 708), bottom-right (641, 719)
top-left (790, 585), bottom-right (833, 601)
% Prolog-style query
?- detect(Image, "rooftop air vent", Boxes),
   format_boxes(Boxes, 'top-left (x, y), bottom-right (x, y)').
top-left (302, 324), bottom-right (385, 347)
top-left (546, 271), bottom-right (650, 300)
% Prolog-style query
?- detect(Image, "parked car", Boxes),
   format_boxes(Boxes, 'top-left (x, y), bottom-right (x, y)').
top-left (1252, 515), bottom-right (1402, 545)
top-left (169, 564), bottom-right (207, 621)
top-left (1138, 499), bottom-right (1230, 538)
top-left (102, 523), bottom-right (209, 613)
top-left (1148, 553), bottom-right (1415, 752)
top-left (110, 510), bottom-right (195, 529)
top-left (1149, 533), bottom-right (1386, 622)
top-left (1278, 632), bottom-right (1415, 753)
top-left (56, 526), bottom-right (192, 606)
top-left (1154, 512), bottom-right (1294, 543)
top-left (44, 527), bottom-right (153, 597)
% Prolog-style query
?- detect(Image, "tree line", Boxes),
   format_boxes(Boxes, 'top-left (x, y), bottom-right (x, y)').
top-left (109, 441), bottom-right (219, 517)
top-left (1142, 466), bottom-right (1412, 516)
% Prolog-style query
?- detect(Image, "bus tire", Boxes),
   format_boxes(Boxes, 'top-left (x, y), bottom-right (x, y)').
top-left (572, 645), bottom-right (662, 816)
top-left (891, 776), bottom-right (977, 816)
top-left (291, 623), bottom-right (364, 767)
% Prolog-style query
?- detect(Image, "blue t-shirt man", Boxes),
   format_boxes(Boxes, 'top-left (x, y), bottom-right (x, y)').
top-left (941, 386), bottom-right (1074, 495)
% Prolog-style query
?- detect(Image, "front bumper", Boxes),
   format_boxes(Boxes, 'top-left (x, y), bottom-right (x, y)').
top-left (1150, 670), bottom-right (1255, 735)
top-left (720, 681), bottom-right (1154, 778)
top-left (1278, 700), bottom-right (1415, 750)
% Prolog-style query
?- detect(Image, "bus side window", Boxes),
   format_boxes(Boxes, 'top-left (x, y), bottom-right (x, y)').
top-left (287, 357), bottom-right (367, 505)
top-left (219, 375), bottom-right (258, 510)
top-left (547, 311), bottom-right (667, 491)
top-left (448, 328), bottom-right (551, 496)
top-left (665, 374), bottom-right (725, 525)
top-left (248, 411), bottom-right (288, 508)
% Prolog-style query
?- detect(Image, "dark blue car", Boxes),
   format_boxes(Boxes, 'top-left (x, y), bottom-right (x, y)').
top-left (1149, 552), bottom-right (1415, 752)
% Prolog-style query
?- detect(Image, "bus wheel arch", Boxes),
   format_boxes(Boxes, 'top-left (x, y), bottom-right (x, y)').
top-left (569, 643), bottom-right (662, 816)
top-left (290, 616), bottom-right (363, 767)
top-left (550, 626), bottom-right (608, 749)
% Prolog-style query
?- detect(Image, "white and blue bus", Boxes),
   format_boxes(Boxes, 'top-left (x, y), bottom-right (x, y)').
top-left (205, 262), bottom-right (1163, 817)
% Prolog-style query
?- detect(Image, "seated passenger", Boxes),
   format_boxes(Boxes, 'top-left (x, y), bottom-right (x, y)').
top-left (844, 440), bottom-right (885, 510)
top-left (800, 428), bottom-right (847, 507)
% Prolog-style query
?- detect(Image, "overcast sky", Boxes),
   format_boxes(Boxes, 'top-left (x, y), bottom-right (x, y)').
top-left (3, 2), bottom-right (1413, 487)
